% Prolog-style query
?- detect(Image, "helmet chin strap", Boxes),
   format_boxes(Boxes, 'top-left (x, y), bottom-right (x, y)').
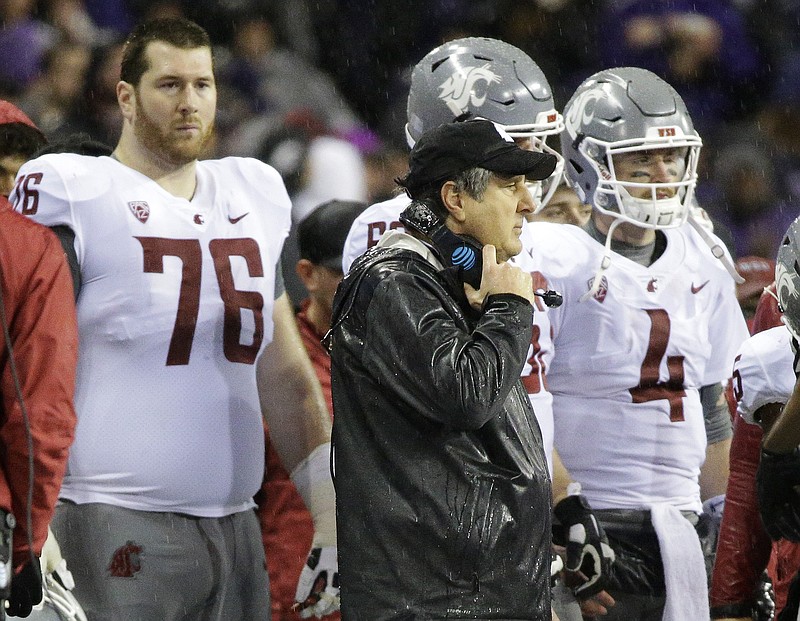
top-left (686, 211), bottom-right (744, 284)
top-left (580, 218), bottom-right (622, 303)
top-left (531, 140), bottom-right (565, 213)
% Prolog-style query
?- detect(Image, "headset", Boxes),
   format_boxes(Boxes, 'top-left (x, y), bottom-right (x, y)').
top-left (399, 200), bottom-right (484, 289)
top-left (399, 200), bottom-right (562, 307)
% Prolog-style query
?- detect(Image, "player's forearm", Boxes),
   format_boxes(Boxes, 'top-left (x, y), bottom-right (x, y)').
top-left (550, 448), bottom-right (573, 505)
top-left (700, 437), bottom-right (731, 500)
top-left (763, 376), bottom-right (800, 454)
top-left (258, 294), bottom-right (331, 473)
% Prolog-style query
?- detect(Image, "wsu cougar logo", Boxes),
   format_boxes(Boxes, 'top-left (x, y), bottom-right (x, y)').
top-left (776, 257), bottom-right (800, 316)
top-left (438, 64), bottom-right (501, 117)
top-left (564, 88), bottom-right (604, 138)
top-left (108, 541), bottom-right (143, 577)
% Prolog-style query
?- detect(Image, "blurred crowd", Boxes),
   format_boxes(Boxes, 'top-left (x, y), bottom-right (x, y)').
top-left (1, 0), bottom-right (799, 262)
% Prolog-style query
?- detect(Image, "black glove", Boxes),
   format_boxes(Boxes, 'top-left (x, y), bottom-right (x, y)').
top-left (5, 559), bottom-right (42, 617)
top-left (553, 494), bottom-right (615, 599)
top-left (756, 446), bottom-right (800, 542)
top-left (791, 337), bottom-right (800, 379)
top-left (780, 568), bottom-right (800, 621)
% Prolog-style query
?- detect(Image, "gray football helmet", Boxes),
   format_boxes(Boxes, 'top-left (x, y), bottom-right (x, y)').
top-left (405, 37), bottom-right (564, 210)
top-left (776, 216), bottom-right (800, 342)
top-left (560, 67), bottom-right (702, 229)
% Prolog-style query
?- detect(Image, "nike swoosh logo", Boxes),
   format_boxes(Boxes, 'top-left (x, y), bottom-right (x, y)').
top-left (691, 280), bottom-right (710, 294)
top-left (228, 213), bottom-right (249, 224)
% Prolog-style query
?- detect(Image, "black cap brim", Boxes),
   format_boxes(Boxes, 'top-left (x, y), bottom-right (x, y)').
top-left (480, 147), bottom-right (558, 181)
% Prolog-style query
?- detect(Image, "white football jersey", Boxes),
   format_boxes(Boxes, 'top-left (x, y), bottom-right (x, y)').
top-left (341, 193), bottom-right (408, 274)
top-left (732, 325), bottom-right (795, 425)
top-left (342, 195), bottom-right (557, 475)
top-left (521, 221), bottom-right (749, 512)
top-left (11, 154), bottom-right (291, 517)
top-left (511, 230), bottom-right (557, 476)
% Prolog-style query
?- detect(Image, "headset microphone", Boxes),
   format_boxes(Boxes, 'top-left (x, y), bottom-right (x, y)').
top-left (534, 289), bottom-right (562, 308)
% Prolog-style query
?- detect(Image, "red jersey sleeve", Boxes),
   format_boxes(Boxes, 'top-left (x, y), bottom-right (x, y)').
top-left (0, 206), bottom-right (77, 567)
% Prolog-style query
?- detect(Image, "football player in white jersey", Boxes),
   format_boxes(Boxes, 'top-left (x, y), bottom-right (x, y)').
top-left (519, 67), bottom-right (750, 619)
top-left (757, 217), bottom-right (800, 558)
top-left (10, 17), bottom-right (337, 621)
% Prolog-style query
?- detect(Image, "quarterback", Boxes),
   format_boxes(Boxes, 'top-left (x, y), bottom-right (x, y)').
top-left (519, 67), bottom-right (749, 619)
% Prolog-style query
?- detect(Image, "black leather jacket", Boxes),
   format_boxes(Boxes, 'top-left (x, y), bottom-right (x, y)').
top-left (329, 243), bottom-right (552, 621)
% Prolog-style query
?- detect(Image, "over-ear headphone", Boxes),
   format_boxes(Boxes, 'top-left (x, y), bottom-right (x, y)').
top-left (399, 200), bottom-right (483, 289)
top-left (398, 200), bottom-right (563, 308)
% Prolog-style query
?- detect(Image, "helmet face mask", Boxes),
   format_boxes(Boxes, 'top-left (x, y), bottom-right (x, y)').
top-left (776, 217), bottom-right (800, 342)
top-left (561, 67), bottom-right (702, 229)
top-left (405, 37), bottom-right (564, 211)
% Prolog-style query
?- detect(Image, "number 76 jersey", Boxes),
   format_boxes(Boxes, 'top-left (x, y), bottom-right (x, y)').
top-left (519, 221), bottom-right (749, 512)
top-left (11, 153), bottom-right (291, 517)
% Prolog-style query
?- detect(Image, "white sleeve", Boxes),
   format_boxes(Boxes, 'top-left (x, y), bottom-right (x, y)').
top-left (10, 154), bottom-right (77, 230)
top-left (341, 195), bottom-right (408, 273)
top-left (341, 212), bottom-right (370, 274)
top-left (733, 327), bottom-right (795, 424)
top-left (704, 271), bottom-right (750, 385)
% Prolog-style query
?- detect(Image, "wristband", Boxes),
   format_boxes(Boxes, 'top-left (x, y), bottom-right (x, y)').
top-left (290, 442), bottom-right (337, 547)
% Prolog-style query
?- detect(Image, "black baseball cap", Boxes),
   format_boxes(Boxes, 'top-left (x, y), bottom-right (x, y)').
top-left (298, 199), bottom-right (367, 270)
top-left (398, 118), bottom-right (557, 198)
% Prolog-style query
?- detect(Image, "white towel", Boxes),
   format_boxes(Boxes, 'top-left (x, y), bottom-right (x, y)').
top-left (650, 503), bottom-right (710, 621)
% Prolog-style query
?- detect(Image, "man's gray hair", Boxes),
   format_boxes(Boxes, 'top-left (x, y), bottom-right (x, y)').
top-left (411, 167), bottom-right (506, 220)
top-left (452, 167), bottom-right (492, 201)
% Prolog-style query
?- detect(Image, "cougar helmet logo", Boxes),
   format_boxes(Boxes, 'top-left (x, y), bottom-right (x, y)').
top-left (776, 219), bottom-right (800, 341)
top-left (776, 257), bottom-right (800, 315)
top-left (564, 89), bottom-right (603, 138)
top-left (438, 64), bottom-right (501, 117)
top-left (108, 541), bottom-right (143, 577)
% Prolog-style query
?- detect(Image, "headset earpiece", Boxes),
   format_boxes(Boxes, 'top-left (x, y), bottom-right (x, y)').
top-left (399, 200), bottom-right (483, 289)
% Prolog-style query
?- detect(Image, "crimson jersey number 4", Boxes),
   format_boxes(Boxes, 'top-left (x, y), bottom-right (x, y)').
top-left (136, 236), bottom-right (264, 366)
top-left (630, 309), bottom-right (686, 421)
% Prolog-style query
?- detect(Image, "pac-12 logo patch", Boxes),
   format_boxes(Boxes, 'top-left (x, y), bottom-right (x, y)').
top-left (128, 201), bottom-right (150, 223)
top-left (587, 275), bottom-right (609, 303)
top-left (438, 64), bottom-right (501, 117)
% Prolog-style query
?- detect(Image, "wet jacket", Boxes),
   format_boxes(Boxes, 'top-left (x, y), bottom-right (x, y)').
top-left (329, 239), bottom-right (552, 621)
